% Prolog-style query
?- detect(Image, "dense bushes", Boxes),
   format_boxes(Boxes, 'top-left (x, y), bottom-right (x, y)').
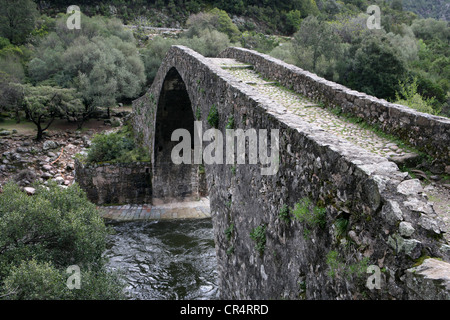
top-left (86, 125), bottom-right (150, 164)
top-left (0, 181), bottom-right (126, 299)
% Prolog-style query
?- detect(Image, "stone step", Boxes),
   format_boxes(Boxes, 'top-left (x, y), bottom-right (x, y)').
top-left (97, 197), bottom-right (211, 221)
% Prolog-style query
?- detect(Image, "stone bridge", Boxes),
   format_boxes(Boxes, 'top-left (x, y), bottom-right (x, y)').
top-left (132, 45), bottom-right (450, 300)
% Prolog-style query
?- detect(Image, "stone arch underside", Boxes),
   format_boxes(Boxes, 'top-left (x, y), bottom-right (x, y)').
top-left (152, 67), bottom-right (201, 203)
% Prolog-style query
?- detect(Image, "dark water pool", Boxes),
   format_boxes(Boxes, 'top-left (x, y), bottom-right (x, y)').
top-left (104, 219), bottom-right (219, 300)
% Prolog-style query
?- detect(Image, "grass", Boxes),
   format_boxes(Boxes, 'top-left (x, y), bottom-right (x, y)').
top-left (0, 117), bottom-right (111, 136)
top-left (329, 106), bottom-right (429, 161)
top-left (291, 197), bottom-right (326, 229)
top-left (278, 204), bottom-right (290, 223)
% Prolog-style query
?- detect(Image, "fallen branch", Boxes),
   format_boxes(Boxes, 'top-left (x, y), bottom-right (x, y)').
top-left (50, 147), bottom-right (64, 165)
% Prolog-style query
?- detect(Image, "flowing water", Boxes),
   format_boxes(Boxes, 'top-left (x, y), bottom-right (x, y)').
top-left (104, 218), bottom-right (219, 300)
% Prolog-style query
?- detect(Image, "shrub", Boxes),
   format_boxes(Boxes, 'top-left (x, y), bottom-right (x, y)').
top-left (0, 181), bottom-right (126, 299)
top-left (86, 126), bottom-right (150, 164)
top-left (395, 77), bottom-right (441, 115)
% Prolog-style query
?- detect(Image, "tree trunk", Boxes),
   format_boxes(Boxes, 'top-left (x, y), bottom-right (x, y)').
top-left (15, 106), bottom-right (20, 123)
top-left (36, 123), bottom-right (43, 141)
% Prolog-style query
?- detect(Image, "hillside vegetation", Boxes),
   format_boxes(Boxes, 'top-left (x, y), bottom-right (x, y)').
top-left (0, 0), bottom-right (449, 142)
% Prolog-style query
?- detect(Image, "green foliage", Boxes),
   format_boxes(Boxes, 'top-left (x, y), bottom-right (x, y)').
top-left (0, 0), bottom-right (38, 45)
top-left (207, 104), bottom-right (219, 128)
top-left (278, 204), bottom-right (290, 223)
top-left (86, 125), bottom-right (150, 164)
top-left (0, 181), bottom-right (126, 299)
top-left (19, 84), bottom-right (83, 139)
top-left (285, 10), bottom-right (302, 34)
top-left (186, 8), bottom-right (241, 42)
top-left (334, 217), bottom-right (349, 238)
top-left (250, 224), bottom-right (267, 255)
top-left (195, 107), bottom-right (202, 120)
top-left (344, 34), bottom-right (407, 100)
top-left (291, 197), bottom-right (326, 229)
top-left (225, 223), bottom-right (234, 241)
top-left (292, 16), bottom-right (342, 79)
top-left (326, 250), bottom-right (369, 279)
top-left (240, 31), bottom-right (280, 53)
top-left (395, 77), bottom-right (440, 115)
top-left (28, 15), bottom-right (145, 115)
top-left (226, 115), bottom-right (234, 129)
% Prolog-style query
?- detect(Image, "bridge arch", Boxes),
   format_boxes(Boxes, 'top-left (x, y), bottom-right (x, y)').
top-left (152, 67), bottom-right (198, 202)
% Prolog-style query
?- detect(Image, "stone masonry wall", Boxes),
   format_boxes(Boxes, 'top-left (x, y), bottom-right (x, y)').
top-left (132, 45), bottom-right (450, 299)
top-left (219, 47), bottom-right (450, 164)
top-left (74, 159), bottom-right (152, 205)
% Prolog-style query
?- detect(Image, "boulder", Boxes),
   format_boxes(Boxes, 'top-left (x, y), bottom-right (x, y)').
top-left (0, 130), bottom-right (11, 136)
top-left (43, 140), bottom-right (59, 150)
top-left (24, 187), bottom-right (36, 195)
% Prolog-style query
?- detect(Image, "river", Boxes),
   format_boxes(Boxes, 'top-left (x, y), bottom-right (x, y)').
top-left (104, 218), bottom-right (219, 300)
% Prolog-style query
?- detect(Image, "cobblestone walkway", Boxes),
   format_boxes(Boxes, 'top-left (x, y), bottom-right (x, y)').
top-left (98, 197), bottom-right (211, 221)
top-left (212, 58), bottom-right (417, 161)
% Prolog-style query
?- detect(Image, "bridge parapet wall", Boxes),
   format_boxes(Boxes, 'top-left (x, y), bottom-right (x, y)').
top-left (219, 47), bottom-right (450, 164)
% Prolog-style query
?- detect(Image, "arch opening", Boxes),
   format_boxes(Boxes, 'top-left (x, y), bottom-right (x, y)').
top-left (153, 67), bottom-right (203, 203)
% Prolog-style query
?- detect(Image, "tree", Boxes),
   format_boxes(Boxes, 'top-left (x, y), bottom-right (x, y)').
top-left (292, 16), bottom-right (341, 73)
top-left (186, 8), bottom-right (241, 42)
top-left (0, 0), bottom-right (38, 45)
top-left (344, 34), bottom-right (407, 100)
top-left (19, 85), bottom-right (83, 140)
top-left (285, 10), bottom-right (302, 34)
top-left (27, 15), bottom-right (145, 125)
top-left (0, 37), bottom-right (26, 121)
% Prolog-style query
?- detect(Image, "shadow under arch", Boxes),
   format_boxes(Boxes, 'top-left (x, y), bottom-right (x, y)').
top-left (152, 67), bottom-right (202, 204)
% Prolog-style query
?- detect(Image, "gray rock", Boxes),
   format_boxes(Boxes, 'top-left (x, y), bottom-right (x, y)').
top-left (399, 221), bottom-right (415, 237)
top-left (53, 176), bottom-right (64, 185)
top-left (16, 147), bottom-right (29, 153)
top-left (0, 130), bottom-right (11, 136)
top-left (405, 259), bottom-right (450, 299)
top-left (403, 197), bottom-right (434, 215)
top-left (41, 172), bottom-right (52, 180)
top-left (381, 200), bottom-right (403, 225)
top-left (24, 187), bottom-right (36, 195)
top-left (397, 179), bottom-right (423, 196)
top-left (387, 233), bottom-right (422, 259)
top-left (43, 140), bottom-right (59, 150)
top-left (418, 215), bottom-right (441, 234)
top-left (42, 164), bottom-right (52, 171)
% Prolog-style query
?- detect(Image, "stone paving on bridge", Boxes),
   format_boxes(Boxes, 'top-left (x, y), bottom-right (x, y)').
top-left (213, 58), bottom-right (418, 163)
top-left (212, 57), bottom-right (449, 241)
top-left (98, 197), bottom-right (211, 221)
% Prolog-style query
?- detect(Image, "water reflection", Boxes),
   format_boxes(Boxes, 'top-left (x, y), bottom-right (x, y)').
top-left (104, 219), bottom-right (219, 300)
